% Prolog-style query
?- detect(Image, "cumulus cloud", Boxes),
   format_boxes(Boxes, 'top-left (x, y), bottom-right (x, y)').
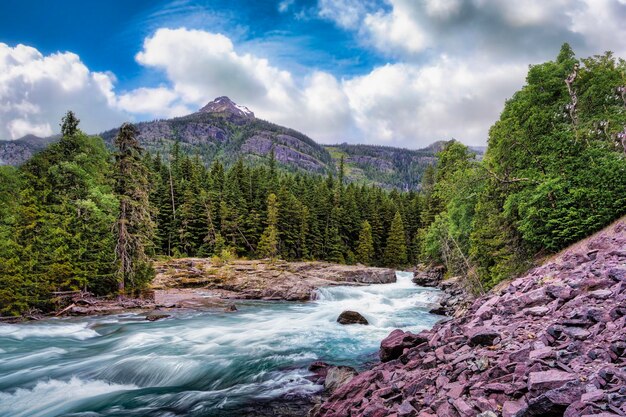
top-left (4, 0), bottom-right (626, 148)
top-left (317, 0), bottom-right (376, 29)
top-left (117, 87), bottom-right (190, 118)
top-left (318, 0), bottom-right (619, 61)
top-left (126, 27), bottom-right (526, 146)
top-left (133, 28), bottom-right (353, 142)
top-left (0, 43), bottom-right (127, 139)
top-left (344, 58), bottom-right (527, 145)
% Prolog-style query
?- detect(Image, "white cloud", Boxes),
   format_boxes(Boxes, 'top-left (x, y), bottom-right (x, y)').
top-left (364, 2), bottom-right (429, 55)
top-left (8, 119), bottom-right (52, 139)
top-left (343, 58), bottom-right (527, 146)
top-left (132, 28), bottom-right (352, 142)
top-left (318, 0), bottom-right (375, 29)
top-left (424, 0), bottom-right (462, 18)
top-left (0, 43), bottom-right (127, 139)
top-left (320, 0), bottom-right (597, 59)
top-left (569, 0), bottom-right (626, 57)
top-left (117, 87), bottom-right (190, 118)
top-left (128, 28), bottom-right (526, 147)
top-left (278, 0), bottom-right (295, 13)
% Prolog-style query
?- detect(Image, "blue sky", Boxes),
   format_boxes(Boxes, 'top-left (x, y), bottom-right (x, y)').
top-left (1, 0), bottom-right (626, 148)
top-left (0, 0), bottom-right (385, 84)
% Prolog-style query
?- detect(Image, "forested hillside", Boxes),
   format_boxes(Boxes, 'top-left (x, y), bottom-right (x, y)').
top-left (419, 44), bottom-right (626, 290)
top-left (326, 144), bottom-right (437, 190)
top-left (1, 44), bottom-right (625, 316)
top-left (0, 97), bottom-right (443, 190)
top-left (0, 115), bottom-right (420, 315)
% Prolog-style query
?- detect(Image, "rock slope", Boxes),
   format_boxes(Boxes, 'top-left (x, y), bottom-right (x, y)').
top-left (314, 217), bottom-right (626, 417)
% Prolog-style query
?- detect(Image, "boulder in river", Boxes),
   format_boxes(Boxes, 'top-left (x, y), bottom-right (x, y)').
top-left (337, 310), bottom-right (369, 325)
top-left (224, 304), bottom-right (238, 312)
top-left (145, 312), bottom-right (170, 321)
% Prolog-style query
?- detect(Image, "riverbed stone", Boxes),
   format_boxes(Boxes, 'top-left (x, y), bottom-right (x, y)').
top-left (325, 366), bottom-right (358, 392)
top-left (337, 310), bottom-right (369, 325)
top-left (145, 312), bottom-right (170, 321)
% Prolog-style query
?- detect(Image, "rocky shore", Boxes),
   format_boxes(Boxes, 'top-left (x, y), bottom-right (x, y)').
top-left (313, 218), bottom-right (626, 417)
top-left (152, 259), bottom-right (396, 302)
top-left (51, 260), bottom-right (396, 317)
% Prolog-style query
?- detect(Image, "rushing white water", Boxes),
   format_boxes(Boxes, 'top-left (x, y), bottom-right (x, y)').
top-left (0, 271), bottom-right (441, 416)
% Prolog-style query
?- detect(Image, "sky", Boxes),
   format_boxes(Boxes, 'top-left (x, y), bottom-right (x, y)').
top-left (2, 0), bottom-right (626, 148)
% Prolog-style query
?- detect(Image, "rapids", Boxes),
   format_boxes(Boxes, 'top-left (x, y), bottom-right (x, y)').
top-left (0, 272), bottom-right (442, 417)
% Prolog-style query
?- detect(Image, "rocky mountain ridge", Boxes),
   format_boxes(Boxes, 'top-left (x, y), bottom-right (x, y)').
top-left (314, 216), bottom-right (626, 417)
top-left (0, 97), bottom-right (481, 189)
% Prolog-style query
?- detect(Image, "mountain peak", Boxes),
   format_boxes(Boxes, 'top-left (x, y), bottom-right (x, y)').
top-left (199, 96), bottom-right (255, 118)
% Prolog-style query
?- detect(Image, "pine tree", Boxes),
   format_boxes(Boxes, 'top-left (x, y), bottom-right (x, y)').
top-left (113, 123), bottom-right (155, 293)
top-left (60, 110), bottom-right (80, 138)
top-left (384, 211), bottom-right (407, 267)
top-left (356, 220), bottom-right (375, 265)
top-left (257, 193), bottom-right (279, 259)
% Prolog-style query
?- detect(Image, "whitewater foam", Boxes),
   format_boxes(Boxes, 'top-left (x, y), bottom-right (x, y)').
top-left (0, 322), bottom-right (99, 340)
top-left (0, 377), bottom-right (137, 417)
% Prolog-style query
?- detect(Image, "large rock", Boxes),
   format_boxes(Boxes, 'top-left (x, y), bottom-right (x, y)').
top-left (412, 265), bottom-right (445, 287)
top-left (324, 366), bottom-right (358, 393)
top-left (380, 329), bottom-right (429, 362)
top-left (523, 381), bottom-right (584, 416)
top-left (528, 371), bottom-right (577, 395)
top-left (468, 328), bottom-right (500, 346)
top-left (152, 259), bottom-right (396, 301)
top-left (145, 312), bottom-right (170, 321)
top-left (337, 310), bottom-right (369, 325)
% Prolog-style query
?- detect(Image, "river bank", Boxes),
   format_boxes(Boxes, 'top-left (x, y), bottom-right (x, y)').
top-left (314, 217), bottom-right (626, 417)
top-left (37, 260), bottom-right (397, 319)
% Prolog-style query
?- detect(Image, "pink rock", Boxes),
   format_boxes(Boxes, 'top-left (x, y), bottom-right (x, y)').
top-left (380, 329), bottom-right (429, 362)
top-left (467, 327), bottom-right (500, 346)
top-left (528, 370), bottom-right (577, 393)
top-left (397, 400), bottom-right (417, 417)
top-left (580, 390), bottom-right (605, 403)
top-left (452, 398), bottom-right (475, 416)
top-left (502, 399), bottom-right (527, 417)
top-left (529, 347), bottom-right (554, 360)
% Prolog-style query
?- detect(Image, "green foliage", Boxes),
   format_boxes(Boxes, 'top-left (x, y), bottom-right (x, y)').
top-left (356, 220), bottom-right (375, 265)
top-left (384, 211), bottom-right (408, 267)
top-left (257, 193), bottom-right (279, 258)
top-left (113, 123), bottom-right (155, 293)
top-left (0, 118), bottom-right (118, 315)
top-left (421, 45), bottom-right (626, 290)
top-left (60, 111), bottom-right (80, 138)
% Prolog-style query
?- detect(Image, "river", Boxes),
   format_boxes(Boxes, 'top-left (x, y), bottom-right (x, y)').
top-left (0, 272), bottom-right (442, 417)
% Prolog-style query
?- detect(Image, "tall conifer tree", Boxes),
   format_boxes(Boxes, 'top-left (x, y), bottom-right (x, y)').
top-left (113, 123), bottom-right (155, 293)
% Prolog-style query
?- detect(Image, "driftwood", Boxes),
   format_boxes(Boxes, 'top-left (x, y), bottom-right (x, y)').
top-left (55, 303), bottom-right (76, 316)
top-left (51, 290), bottom-right (82, 296)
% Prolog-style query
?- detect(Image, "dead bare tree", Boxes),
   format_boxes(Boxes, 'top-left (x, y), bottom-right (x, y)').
top-left (565, 64), bottom-right (579, 125)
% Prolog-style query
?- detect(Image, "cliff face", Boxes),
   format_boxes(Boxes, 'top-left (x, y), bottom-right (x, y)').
top-left (314, 217), bottom-right (626, 417)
